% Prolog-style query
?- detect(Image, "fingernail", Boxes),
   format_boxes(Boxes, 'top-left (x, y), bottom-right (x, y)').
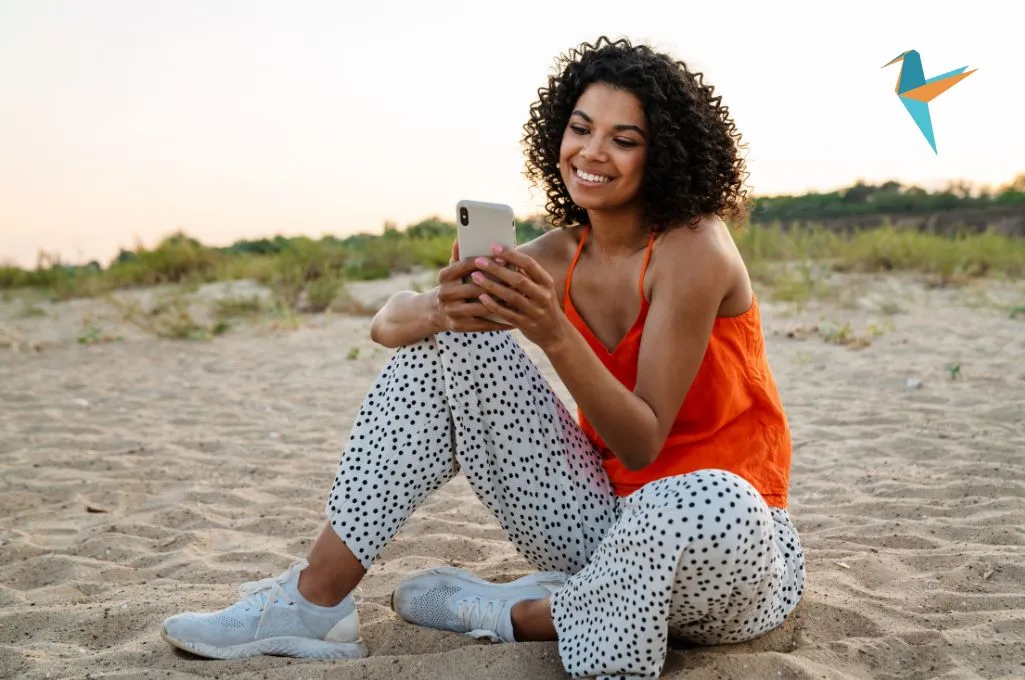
top-left (490, 244), bottom-right (502, 254)
top-left (471, 272), bottom-right (484, 283)
top-left (474, 257), bottom-right (489, 267)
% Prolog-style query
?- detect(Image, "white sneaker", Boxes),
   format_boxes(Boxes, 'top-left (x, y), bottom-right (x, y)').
top-left (161, 559), bottom-right (367, 660)
top-left (390, 566), bottom-right (567, 642)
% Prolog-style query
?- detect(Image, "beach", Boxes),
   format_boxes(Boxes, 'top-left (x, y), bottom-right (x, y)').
top-left (1, 271), bottom-right (1023, 680)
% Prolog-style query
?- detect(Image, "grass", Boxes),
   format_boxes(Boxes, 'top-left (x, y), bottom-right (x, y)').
top-left (0, 222), bottom-right (452, 340)
top-left (106, 292), bottom-right (231, 341)
top-left (303, 274), bottom-right (344, 313)
top-left (77, 316), bottom-right (123, 345)
top-left (735, 221), bottom-right (1025, 284)
top-left (214, 294), bottom-right (265, 318)
top-left (145, 299), bottom-right (230, 341)
top-left (0, 227), bottom-right (455, 307)
top-left (732, 221), bottom-right (1025, 311)
top-left (2, 217), bottom-right (1023, 342)
top-left (784, 319), bottom-right (887, 350)
top-left (16, 301), bottom-right (47, 318)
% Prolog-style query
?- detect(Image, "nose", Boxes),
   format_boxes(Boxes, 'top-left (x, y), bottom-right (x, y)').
top-left (580, 136), bottom-right (608, 163)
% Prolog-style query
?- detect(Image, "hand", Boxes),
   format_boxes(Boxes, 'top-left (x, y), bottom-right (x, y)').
top-left (469, 244), bottom-right (570, 351)
top-left (431, 251), bottom-right (510, 334)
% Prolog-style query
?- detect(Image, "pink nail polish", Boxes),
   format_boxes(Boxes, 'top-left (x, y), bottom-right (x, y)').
top-left (490, 245), bottom-right (502, 254)
top-left (474, 257), bottom-right (488, 267)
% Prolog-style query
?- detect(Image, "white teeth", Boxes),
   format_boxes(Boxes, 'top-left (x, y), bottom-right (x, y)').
top-left (575, 168), bottom-right (610, 183)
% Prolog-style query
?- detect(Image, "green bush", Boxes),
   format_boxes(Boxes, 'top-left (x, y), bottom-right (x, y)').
top-left (104, 232), bottom-right (223, 287)
top-left (4, 212), bottom-right (1023, 310)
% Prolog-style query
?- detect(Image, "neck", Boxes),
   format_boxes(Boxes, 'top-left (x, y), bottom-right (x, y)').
top-left (586, 206), bottom-right (650, 256)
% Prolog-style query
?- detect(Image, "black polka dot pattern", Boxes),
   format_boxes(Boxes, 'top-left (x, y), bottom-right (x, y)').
top-left (324, 331), bottom-right (805, 680)
top-left (551, 470), bottom-right (805, 679)
top-left (326, 331), bottom-right (618, 572)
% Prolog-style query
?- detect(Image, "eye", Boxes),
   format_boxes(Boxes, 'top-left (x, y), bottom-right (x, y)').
top-left (569, 124), bottom-right (589, 135)
top-left (614, 138), bottom-right (638, 149)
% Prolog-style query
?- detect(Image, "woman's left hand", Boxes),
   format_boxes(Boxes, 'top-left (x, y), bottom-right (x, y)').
top-left (470, 245), bottom-right (570, 352)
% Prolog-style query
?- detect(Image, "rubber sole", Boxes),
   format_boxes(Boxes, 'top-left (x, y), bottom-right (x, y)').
top-left (161, 626), bottom-right (368, 660)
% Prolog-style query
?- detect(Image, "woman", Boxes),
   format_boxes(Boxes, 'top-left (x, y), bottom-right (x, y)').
top-left (161, 37), bottom-right (805, 679)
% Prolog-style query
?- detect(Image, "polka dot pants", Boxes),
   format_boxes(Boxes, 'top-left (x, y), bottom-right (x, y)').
top-left (326, 331), bottom-right (805, 680)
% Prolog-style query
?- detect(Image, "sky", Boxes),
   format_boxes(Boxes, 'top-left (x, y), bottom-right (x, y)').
top-left (0, 0), bottom-right (1021, 268)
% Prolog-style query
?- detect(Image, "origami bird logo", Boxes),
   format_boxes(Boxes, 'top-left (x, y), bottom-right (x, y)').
top-left (882, 50), bottom-right (976, 153)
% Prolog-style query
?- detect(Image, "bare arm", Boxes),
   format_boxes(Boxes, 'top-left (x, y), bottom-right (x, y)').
top-left (543, 324), bottom-right (658, 470)
top-left (368, 290), bottom-right (442, 348)
top-left (544, 242), bottom-right (725, 469)
top-left (369, 241), bottom-right (512, 349)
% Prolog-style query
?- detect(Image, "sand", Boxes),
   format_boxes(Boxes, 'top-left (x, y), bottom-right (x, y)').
top-left (1, 271), bottom-right (1024, 680)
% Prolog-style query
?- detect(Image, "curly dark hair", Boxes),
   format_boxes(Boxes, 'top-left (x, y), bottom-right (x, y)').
top-left (522, 36), bottom-right (751, 231)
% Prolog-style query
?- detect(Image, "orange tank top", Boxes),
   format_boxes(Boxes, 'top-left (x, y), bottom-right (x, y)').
top-left (563, 225), bottom-right (792, 508)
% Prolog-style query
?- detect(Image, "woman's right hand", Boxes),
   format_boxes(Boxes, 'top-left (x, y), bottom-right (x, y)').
top-left (430, 239), bottom-right (510, 334)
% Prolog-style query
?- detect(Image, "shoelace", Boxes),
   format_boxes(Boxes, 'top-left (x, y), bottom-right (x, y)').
top-left (457, 596), bottom-right (503, 637)
top-left (236, 559), bottom-right (308, 635)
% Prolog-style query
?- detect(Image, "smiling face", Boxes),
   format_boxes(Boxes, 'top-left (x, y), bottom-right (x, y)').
top-left (559, 82), bottom-right (648, 217)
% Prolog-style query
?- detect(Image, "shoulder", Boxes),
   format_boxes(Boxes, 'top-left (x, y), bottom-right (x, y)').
top-left (648, 215), bottom-right (738, 301)
top-left (518, 225), bottom-right (583, 262)
top-left (655, 215), bottom-right (732, 260)
top-left (516, 225), bottom-right (586, 284)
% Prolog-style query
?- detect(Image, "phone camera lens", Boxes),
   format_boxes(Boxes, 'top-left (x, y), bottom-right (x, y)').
top-left (459, 207), bottom-right (469, 226)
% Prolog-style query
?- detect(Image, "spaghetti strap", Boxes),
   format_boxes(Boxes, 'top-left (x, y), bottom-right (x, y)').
top-left (564, 225), bottom-right (590, 300)
top-left (566, 225), bottom-right (654, 302)
top-left (638, 231), bottom-right (656, 300)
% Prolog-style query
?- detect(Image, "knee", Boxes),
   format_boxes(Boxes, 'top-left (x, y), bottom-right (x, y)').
top-left (384, 335), bottom-right (438, 361)
top-left (434, 329), bottom-right (512, 354)
top-left (638, 470), bottom-right (766, 516)
top-left (630, 470), bottom-right (773, 552)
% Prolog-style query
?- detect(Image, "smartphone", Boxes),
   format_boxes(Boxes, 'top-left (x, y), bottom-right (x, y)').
top-left (456, 199), bottom-right (516, 260)
top-left (456, 200), bottom-right (517, 325)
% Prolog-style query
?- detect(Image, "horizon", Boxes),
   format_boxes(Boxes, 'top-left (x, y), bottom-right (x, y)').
top-left (2, 0), bottom-right (1021, 268)
top-left (9, 172), bottom-right (1020, 269)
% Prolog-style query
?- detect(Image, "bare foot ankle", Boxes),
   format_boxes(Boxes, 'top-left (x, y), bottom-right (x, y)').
top-left (295, 525), bottom-right (367, 607)
top-left (297, 570), bottom-right (349, 607)
top-left (510, 597), bottom-right (558, 641)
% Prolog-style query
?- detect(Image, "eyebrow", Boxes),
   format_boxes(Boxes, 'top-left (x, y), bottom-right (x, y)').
top-left (571, 110), bottom-right (645, 136)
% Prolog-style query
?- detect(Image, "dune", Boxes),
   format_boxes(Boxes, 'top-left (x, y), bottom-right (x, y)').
top-left (1, 271), bottom-right (1023, 679)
